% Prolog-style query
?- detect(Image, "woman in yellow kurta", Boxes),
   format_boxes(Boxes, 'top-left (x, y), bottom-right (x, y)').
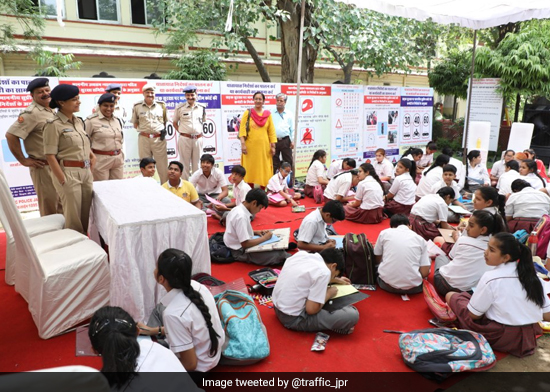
top-left (239, 92), bottom-right (277, 187)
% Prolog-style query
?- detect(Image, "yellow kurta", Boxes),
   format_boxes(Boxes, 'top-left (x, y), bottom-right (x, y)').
top-left (239, 109), bottom-right (277, 187)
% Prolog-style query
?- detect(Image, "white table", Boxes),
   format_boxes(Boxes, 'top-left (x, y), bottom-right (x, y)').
top-left (90, 177), bottom-right (210, 321)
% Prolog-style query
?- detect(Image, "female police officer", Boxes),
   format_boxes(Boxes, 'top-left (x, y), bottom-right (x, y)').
top-left (44, 84), bottom-right (96, 234)
top-left (85, 93), bottom-right (124, 181)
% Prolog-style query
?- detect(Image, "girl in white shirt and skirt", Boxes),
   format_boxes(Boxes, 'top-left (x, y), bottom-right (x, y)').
top-left (505, 179), bottom-right (550, 233)
top-left (384, 158), bottom-right (417, 216)
top-left (344, 163), bottom-right (385, 224)
top-left (409, 187), bottom-right (455, 241)
top-left (304, 149), bottom-right (329, 198)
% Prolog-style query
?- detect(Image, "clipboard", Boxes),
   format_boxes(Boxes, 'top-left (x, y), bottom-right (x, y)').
top-left (438, 228), bottom-right (456, 243)
top-left (245, 228), bottom-right (290, 253)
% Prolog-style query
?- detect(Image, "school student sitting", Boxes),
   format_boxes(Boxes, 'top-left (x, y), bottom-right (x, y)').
top-left (374, 214), bottom-right (430, 295)
top-left (490, 149), bottom-right (515, 187)
top-left (373, 148), bottom-right (394, 191)
top-left (441, 147), bottom-right (465, 190)
top-left (344, 163), bottom-right (385, 224)
top-left (496, 160), bottom-right (520, 198)
top-left (433, 210), bottom-right (505, 298)
top-left (89, 306), bottom-right (186, 389)
top-left (272, 248), bottom-right (359, 334)
top-left (189, 154), bottom-right (229, 210)
top-left (223, 188), bottom-right (289, 265)
top-left (212, 165), bottom-right (251, 225)
top-left (464, 150), bottom-right (490, 194)
top-left (162, 161), bottom-right (202, 209)
top-left (323, 169), bottom-right (362, 203)
top-left (266, 162), bottom-right (301, 206)
top-left (446, 233), bottom-right (550, 358)
top-left (409, 187), bottom-right (455, 241)
top-left (384, 158), bottom-right (416, 217)
top-left (304, 149), bottom-right (329, 198)
top-left (415, 154), bottom-right (450, 199)
top-left (505, 179), bottom-right (550, 233)
top-left (430, 164), bottom-right (463, 223)
top-left (297, 200), bottom-right (345, 252)
top-left (136, 157), bottom-right (159, 183)
top-left (519, 159), bottom-right (547, 191)
top-left (327, 157), bottom-right (356, 179)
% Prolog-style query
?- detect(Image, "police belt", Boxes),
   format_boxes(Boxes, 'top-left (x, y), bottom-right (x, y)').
top-left (92, 148), bottom-right (122, 156)
top-left (62, 160), bottom-right (91, 168)
top-left (139, 132), bottom-right (161, 138)
top-left (180, 133), bottom-right (202, 139)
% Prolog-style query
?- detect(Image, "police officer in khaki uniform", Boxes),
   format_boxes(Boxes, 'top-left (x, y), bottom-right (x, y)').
top-left (6, 78), bottom-right (59, 216)
top-left (131, 84), bottom-right (168, 184)
top-left (44, 84), bottom-right (96, 234)
top-left (93, 83), bottom-right (126, 121)
top-left (173, 85), bottom-right (206, 180)
top-left (85, 93), bottom-right (124, 181)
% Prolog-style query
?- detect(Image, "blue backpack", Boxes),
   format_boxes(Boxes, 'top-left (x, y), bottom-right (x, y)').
top-left (215, 290), bottom-right (270, 365)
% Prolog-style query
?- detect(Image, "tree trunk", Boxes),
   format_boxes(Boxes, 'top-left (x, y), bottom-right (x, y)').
top-left (452, 95), bottom-right (457, 121)
top-left (514, 93), bottom-right (520, 122)
top-left (242, 36), bottom-right (271, 82)
top-left (277, 0), bottom-right (318, 83)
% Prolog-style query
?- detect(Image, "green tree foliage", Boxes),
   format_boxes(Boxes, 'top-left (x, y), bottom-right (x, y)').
top-left (32, 50), bottom-right (82, 77)
top-left (164, 50), bottom-right (227, 81)
top-left (1, 0), bottom-right (45, 52)
top-left (429, 49), bottom-right (471, 99)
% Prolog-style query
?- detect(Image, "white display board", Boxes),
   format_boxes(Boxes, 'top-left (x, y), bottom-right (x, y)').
top-left (507, 122), bottom-right (535, 152)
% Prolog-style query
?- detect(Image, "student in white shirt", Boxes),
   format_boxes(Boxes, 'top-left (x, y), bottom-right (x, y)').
top-left (344, 163), bottom-right (385, 224)
top-left (464, 150), bottom-right (490, 193)
top-left (297, 200), bottom-right (345, 252)
top-left (400, 147), bottom-right (423, 165)
top-left (519, 159), bottom-right (546, 190)
top-left (189, 154), bottom-right (230, 210)
top-left (134, 157), bottom-right (161, 184)
top-left (374, 214), bottom-right (430, 294)
top-left (441, 147), bottom-right (466, 190)
top-left (430, 165), bottom-right (464, 223)
top-left (224, 188), bottom-right (289, 265)
top-left (273, 248), bottom-right (359, 334)
top-left (524, 148), bottom-right (549, 182)
top-left (374, 148), bottom-right (394, 191)
top-left (416, 141), bottom-right (437, 178)
top-left (409, 187), bottom-right (455, 241)
top-left (416, 154), bottom-right (450, 199)
top-left (212, 165), bottom-right (251, 226)
top-left (447, 232), bottom-right (550, 358)
top-left (304, 149), bottom-right (329, 198)
top-left (434, 210), bottom-right (506, 297)
top-left (323, 169), bottom-right (362, 203)
top-left (505, 179), bottom-right (550, 233)
top-left (385, 158), bottom-right (417, 217)
top-left (496, 160), bottom-right (520, 198)
top-left (89, 306), bottom-right (186, 390)
top-left (490, 149), bottom-right (515, 186)
top-left (327, 157), bottom-right (356, 179)
top-left (266, 162), bottom-right (302, 206)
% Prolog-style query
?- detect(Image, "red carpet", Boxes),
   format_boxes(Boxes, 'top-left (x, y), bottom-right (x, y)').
top-left (0, 199), bottom-right (502, 389)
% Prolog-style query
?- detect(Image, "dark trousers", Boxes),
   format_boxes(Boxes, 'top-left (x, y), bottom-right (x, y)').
top-left (273, 136), bottom-right (293, 175)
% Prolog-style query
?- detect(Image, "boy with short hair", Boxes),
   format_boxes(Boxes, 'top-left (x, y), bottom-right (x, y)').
top-left (374, 214), bottom-right (430, 295)
top-left (138, 157), bottom-right (157, 178)
top-left (430, 164), bottom-right (464, 222)
top-left (327, 158), bottom-right (356, 179)
top-left (273, 248), bottom-right (359, 334)
top-left (162, 161), bottom-right (202, 209)
top-left (190, 154), bottom-right (230, 211)
top-left (223, 188), bottom-right (289, 265)
top-left (212, 165), bottom-right (251, 224)
top-left (297, 200), bottom-right (345, 252)
top-left (266, 162), bottom-right (302, 207)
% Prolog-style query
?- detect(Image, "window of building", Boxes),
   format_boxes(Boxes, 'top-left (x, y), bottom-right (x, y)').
top-left (131, 0), bottom-right (165, 25)
top-left (77, 0), bottom-right (119, 22)
top-left (30, 0), bottom-right (65, 18)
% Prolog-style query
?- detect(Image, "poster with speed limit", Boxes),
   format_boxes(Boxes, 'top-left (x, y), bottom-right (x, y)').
top-left (399, 87), bottom-right (433, 146)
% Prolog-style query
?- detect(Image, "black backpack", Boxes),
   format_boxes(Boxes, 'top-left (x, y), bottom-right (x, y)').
top-left (192, 272), bottom-right (225, 287)
top-left (343, 233), bottom-right (376, 285)
top-left (209, 232), bottom-right (235, 263)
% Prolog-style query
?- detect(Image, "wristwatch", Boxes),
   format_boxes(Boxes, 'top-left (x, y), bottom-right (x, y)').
top-left (157, 326), bottom-right (162, 337)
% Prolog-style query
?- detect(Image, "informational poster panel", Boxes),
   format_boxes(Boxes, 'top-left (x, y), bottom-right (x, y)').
top-left (282, 84), bottom-right (332, 177)
top-left (400, 87), bottom-right (433, 149)
top-left (220, 82), bottom-right (279, 176)
top-left (465, 78), bottom-right (503, 151)
top-left (364, 86), bottom-right (401, 165)
top-left (330, 85), bottom-right (363, 162)
top-left (0, 77), bottom-right (58, 211)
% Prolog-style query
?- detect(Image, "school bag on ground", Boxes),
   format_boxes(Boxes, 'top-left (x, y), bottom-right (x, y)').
top-left (423, 280), bottom-right (456, 323)
top-left (192, 273), bottom-right (225, 287)
top-left (398, 328), bottom-right (496, 381)
top-left (343, 233), bottom-right (376, 285)
top-left (209, 232), bottom-right (235, 263)
top-left (534, 214), bottom-right (550, 259)
top-left (215, 290), bottom-right (270, 365)
top-left (313, 184), bottom-right (324, 204)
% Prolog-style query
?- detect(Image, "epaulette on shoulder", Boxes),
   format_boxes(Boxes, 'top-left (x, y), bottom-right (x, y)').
top-left (86, 112), bottom-right (99, 120)
top-left (46, 117), bottom-right (57, 124)
top-left (158, 101), bottom-right (166, 106)
top-left (134, 101), bottom-right (143, 106)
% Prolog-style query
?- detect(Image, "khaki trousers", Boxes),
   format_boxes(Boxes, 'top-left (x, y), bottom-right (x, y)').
top-left (177, 134), bottom-right (203, 180)
top-left (52, 167), bottom-right (93, 234)
top-left (138, 136), bottom-right (168, 184)
top-left (92, 154), bottom-right (124, 181)
top-left (30, 166), bottom-right (61, 216)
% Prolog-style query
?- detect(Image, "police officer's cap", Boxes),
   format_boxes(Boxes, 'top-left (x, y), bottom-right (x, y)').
top-left (183, 85), bottom-right (197, 93)
top-left (98, 93), bottom-right (117, 105)
top-left (142, 84), bottom-right (156, 92)
top-left (105, 83), bottom-right (122, 92)
top-left (27, 78), bottom-right (49, 93)
top-left (49, 84), bottom-right (79, 109)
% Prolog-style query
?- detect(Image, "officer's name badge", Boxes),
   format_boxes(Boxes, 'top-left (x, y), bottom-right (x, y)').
top-left (63, 128), bottom-right (73, 132)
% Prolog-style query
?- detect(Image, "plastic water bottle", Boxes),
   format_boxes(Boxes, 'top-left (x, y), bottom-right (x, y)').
top-left (528, 232), bottom-right (538, 255)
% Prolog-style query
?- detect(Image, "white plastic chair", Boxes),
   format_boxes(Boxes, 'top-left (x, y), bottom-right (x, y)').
top-left (0, 173), bottom-right (110, 338)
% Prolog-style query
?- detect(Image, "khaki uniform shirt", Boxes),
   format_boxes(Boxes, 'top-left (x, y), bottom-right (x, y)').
top-left (44, 111), bottom-right (91, 162)
top-left (84, 112), bottom-right (123, 152)
top-left (6, 102), bottom-right (55, 160)
top-left (93, 104), bottom-right (126, 121)
top-left (173, 102), bottom-right (206, 135)
top-left (131, 100), bottom-right (166, 134)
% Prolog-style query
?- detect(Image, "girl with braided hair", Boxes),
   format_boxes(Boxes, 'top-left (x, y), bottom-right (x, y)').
top-left (140, 248), bottom-right (224, 372)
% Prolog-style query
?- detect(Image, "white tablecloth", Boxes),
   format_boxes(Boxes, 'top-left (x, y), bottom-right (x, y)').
top-left (90, 177), bottom-right (210, 321)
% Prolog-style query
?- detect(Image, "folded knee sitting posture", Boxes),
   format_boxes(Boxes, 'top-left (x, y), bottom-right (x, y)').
top-left (297, 200), bottom-right (345, 252)
top-left (446, 233), bottom-right (550, 358)
top-left (374, 214), bottom-right (430, 294)
top-left (272, 248), bottom-right (359, 334)
top-left (409, 187), bottom-right (455, 241)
